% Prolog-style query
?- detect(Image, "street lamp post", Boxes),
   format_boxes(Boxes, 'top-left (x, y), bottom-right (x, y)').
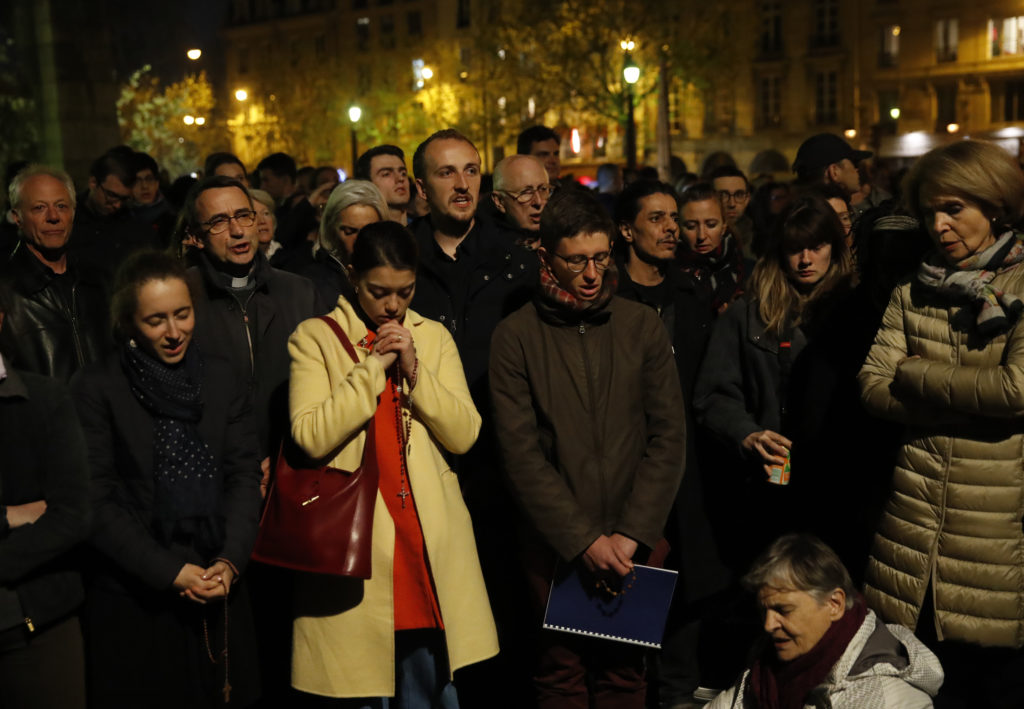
top-left (622, 48), bottom-right (640, 170)
top-left (349, 104), bottom-right (362, 175)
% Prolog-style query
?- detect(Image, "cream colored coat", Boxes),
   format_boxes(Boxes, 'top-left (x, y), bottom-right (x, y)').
top-left (287, 300), bottom-right (499, 698)
top-left (859, 263), bottom-right (1024, 648)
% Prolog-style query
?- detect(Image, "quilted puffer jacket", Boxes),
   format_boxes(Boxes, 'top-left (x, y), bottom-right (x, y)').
top-left (858, 261), bottom-right (1024, 647)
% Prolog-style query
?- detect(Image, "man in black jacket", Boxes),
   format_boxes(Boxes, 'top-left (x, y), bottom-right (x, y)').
top-left (181, 175), bottom-right (319, 462)
top-left (0, 283), bottom-right (91, 709)
top-left (0, 165), bottom-right (110, 382)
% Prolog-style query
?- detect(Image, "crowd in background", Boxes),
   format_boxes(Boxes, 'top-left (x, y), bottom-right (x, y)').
top-left (2, 122), bottom-right (1024, 709)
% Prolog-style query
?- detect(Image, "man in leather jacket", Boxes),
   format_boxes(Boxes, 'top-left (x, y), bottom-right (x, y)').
top-left (0, 165), bottom-right (110, 382)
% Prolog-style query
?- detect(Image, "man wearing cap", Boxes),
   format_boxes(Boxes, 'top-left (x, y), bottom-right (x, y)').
top-left (792, 134), bottom-right (872, 199)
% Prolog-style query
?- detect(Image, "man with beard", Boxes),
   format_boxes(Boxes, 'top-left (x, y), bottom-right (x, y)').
top-left (355, 144), bottom-right (410, 224)
top-left (490, 154), bottom-right (552, 250)
top-left (490, 187), bottom-right (685, 709)
top-left (410, 128), bottom-right (537, 707)
top-left (0, 166), bottom-right (110, 381)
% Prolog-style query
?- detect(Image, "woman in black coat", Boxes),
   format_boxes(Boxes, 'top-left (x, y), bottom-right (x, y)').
top-left (72, 251), bottom-right (263, 708)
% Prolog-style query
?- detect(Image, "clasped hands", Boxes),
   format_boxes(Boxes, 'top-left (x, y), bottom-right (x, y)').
top-left (370, 320), bottom-right (417, 385)
top-left (174, 560), bottom-right (235, 605)
top-left (582, 533), bottom-right (638, 578)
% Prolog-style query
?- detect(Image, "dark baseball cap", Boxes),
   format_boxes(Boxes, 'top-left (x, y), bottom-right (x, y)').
top-left (792, 133), bottom-right (873, 175)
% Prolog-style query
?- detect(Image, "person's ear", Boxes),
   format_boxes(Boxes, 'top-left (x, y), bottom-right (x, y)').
top-left (88, 176), bottom-right (98, 191)
top-left (826, 588), bottom-right (846, 620)
top-left (491, 192), bottom-right (506, 214)
top-left (9, 209), bottom-right (20, 229)
top-left (619, 222), bottom-right (633, 243)
top-left (826, 163), bottom-right (841, 183)
top-left (415, 178), bottom-right (427, 201)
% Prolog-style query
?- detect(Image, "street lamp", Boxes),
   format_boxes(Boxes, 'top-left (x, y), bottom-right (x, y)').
top-left (349, 105), bottom-right (362, 175)
top-left (187, 49), bottom-right (202, 61)
top-left (235, 89), bottom-right (248, 102)
top-left (183, 115), bottom-right (195, 125)
top-left (623, 52), bottom-right (640, 169)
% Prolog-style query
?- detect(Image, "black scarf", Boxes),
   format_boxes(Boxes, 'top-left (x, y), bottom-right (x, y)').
top-left (121, 342), bottom-right (224, 558)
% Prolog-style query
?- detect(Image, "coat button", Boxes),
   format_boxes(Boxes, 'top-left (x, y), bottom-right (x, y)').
top-left (505, 273), bottom-right (513, 280)
top-left (439, 315), bottom-right (446, 321)
top-left (483, 274), bottom-right (490, 281)
top-left (520, 264), bottom-right (525, 270)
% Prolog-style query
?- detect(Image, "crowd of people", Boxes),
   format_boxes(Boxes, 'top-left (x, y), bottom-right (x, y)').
top-left (2, 122), bottom-right (1024, 709)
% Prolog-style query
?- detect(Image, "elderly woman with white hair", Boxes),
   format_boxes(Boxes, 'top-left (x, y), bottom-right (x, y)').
top-left (295, 179), bottom-right (389, 310)
top-left (709, 534), bottom-right (943, 709)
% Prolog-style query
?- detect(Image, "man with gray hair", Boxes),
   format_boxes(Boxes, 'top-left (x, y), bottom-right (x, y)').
top-left (0, 165), bottom-right (110, 381)
top-left (490, 154), bottom-right (553, 250)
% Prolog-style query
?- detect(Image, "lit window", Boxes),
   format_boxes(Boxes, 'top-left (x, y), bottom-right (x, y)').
top-left (935, 18), bottom-right (958, 62)
top-left (879, 25), bottom-right (899, 67)
top-left (989, 17), bottom-right (1024, 57)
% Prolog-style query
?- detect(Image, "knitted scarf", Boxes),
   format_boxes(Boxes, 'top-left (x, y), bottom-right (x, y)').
top-left (122, 342), bottom-right (224, 558)
top-left (537, 254), bottom-right (618, 313)
top-left (917, 231), bottom-right (1024, 336)
top-left (748, 597), bottom-right (868, 709)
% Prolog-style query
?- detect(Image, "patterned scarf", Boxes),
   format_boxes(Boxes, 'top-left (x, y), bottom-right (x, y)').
top-left (917, 231), bottom-right (1024, 336)
top-left (122, 341), bottom-right (224, 558)
top-left (538, 253), bottom-right (618, 313)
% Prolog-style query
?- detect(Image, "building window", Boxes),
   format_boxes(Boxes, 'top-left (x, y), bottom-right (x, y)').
top-left (407, 10), bottom-right (422, 36)
top-left (879, 24), bottom-right (899, 67)
top-left (815, 71), bottom-right (838, 124)
top-left (935, 84), bottom-right (957, 129)
top-left (356, 17), bottom-right (371, 51)
top-left (811, 0), bottom-right (839, 48)
top-left (758, 76), bottom-right (782, 127)
top-left (996, 80), bottom-right (1024, 121)
top-left (456, 0), bottom-right (470, 28)
top-left (989, 17), bottom-right (1024, 57)
top-left (380, 14), bottom-right (395, 49)
top-left (760, 1), bottom-right (782, 55)
top-left (935, 19), bottom-right (958, 62)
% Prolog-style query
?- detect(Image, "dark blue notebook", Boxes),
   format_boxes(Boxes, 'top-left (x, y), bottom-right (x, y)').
top-left (543, 561), bottom-right (678, 648)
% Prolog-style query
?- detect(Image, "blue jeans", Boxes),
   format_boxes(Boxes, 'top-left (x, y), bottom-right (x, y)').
top-left (332, 630), bottom-right (459, 709)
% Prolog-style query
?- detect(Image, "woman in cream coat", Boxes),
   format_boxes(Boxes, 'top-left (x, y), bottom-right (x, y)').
top-left (287, 221), bottom-right (498, 706)
top-left (859, 140), bottom-right (1024, 707)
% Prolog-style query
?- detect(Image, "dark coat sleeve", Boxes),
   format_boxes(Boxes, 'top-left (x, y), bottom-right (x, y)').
top-left (213, 368), bottom-right (262, 575)
top-left (72, 367), bottom-right (186, 590)
top-left (613, 308), bottom-right (686, 547)
top-left (489, 317), bottom-right (604, 560)
top-left (0, 379), bottom-right (91, 584)
top-left (694, 300), bottom-right (763, 456)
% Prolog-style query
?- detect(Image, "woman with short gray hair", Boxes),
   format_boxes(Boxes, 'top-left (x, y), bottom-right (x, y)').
top-left (708, 534), bottom-right (943, 709)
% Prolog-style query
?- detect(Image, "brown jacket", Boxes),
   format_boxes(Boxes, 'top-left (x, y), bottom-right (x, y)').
top-left (489, 295), bottom-right (686, 561)
top-left (859, 263), bottom-right (1024, 648)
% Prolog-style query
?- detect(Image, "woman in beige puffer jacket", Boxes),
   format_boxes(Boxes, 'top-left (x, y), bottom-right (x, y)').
top-left (858, 139), bottom-right (1024, 707)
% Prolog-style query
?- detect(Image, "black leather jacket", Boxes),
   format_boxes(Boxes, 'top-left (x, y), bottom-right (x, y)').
top-left (0, 243), bottom-right (112, 383)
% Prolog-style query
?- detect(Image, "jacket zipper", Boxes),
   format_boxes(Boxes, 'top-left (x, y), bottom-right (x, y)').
top-left (69, 282), bottom-right (85, 366)
top-left (577, 322), bottom-right (608, 522)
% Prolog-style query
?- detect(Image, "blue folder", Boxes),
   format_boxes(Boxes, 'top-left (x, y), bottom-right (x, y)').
top-left (542, 561), bottom-right (678, 648)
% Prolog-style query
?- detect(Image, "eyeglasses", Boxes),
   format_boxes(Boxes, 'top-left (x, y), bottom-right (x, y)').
top-left (100, 185), bottom-right (132, 205)
top-left (501, 184), bottom-right (555, 204)
top-left (717, 189), bottom-right (750, 203)
top-left (551, 250), bottom-right (611, 273)
top-left (201, 209), bottom-right (257, 234)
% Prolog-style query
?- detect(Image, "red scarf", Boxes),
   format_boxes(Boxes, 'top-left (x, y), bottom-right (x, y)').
top-left (538, 255), bottom-right (618, 312)
top-left (748, 597), bottom-right (867, 709)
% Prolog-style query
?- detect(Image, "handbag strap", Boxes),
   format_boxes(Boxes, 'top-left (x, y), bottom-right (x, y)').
top-left (319, 315), bottom-right (361, 365)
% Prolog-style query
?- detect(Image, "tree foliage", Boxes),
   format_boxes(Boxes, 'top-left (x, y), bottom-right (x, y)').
top-left (117, 66), bottom-right (224, 177)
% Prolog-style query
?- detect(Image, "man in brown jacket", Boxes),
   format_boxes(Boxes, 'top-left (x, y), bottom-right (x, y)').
top-left (489, 188), bottom-right (686, 709)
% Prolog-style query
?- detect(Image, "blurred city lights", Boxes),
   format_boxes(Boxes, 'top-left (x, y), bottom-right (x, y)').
top-left (844, 128), bottom-right (857, 139)
top-left (623, 63), bottom-right (640, 84)
top-left (187, 49), bottom-right (202, 60)
top-left (235, 89), bottom-right (248, 101)
top-left (183, 115), bottom-right (195, 125)
top-left (570, 128), bottom-right (581, 154)
top-left (946, 123), bottom-right (960, 133)
top-left (889, 107), bottom-right (901, 119)
top-left (891, 26), bottom-right (901, 37)
top-left (195, 116), bottom-right (206, 126)
top-left (348, 105), bottom-right (362, 123)
top-left (620, 39), bottom-right (635, 51)
top-left (421, 66), bottom-right (434, 80)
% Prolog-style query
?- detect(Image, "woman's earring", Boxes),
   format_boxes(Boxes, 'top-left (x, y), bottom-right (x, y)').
top-left (128, 338), bottom-right (138, 348)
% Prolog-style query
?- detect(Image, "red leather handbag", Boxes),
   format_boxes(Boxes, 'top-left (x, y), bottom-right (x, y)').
top-left (251, 316), bottom-right (378, 578)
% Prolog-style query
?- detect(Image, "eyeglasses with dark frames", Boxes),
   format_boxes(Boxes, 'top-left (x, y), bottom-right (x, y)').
top-left (201, 209), bottom-right (258, 235)
top-left (551, 250), bottom-right (612, 273)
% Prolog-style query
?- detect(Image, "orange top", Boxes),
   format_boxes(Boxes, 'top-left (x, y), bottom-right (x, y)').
top-left (366, 330), bottom-right (444, 631)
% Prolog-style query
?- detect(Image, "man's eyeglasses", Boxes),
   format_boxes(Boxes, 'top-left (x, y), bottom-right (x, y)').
top-left (201, 209), bottom-right (257, 235)
top-left (552, 250), bottom-right (612, 273)
top-left (501, 184), bottom-right (555, 204)
top-left (717, 189), bottom-right (750, 203)
top-left (100, 185), bottom-right (132, 205)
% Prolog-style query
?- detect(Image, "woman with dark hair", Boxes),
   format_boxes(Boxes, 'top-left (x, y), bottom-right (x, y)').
top-left (677, 183), bottom-right (746, 315)
top-left (859, 139), bottom-right (1024, 707)
top-left (693, 196), bottom-right (854, 567)
top-left (287, 221), bottom-right (498, 706)
top-left (72, 250), bottom-right (262, 708)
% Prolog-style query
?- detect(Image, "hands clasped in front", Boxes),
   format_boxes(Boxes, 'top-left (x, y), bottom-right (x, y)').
top-left (582, 533), bottom-right (638, 578)
top-left (370, 321), bottom-right (418, 385)
top-left (174, 560), bottom-right (235, 605)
